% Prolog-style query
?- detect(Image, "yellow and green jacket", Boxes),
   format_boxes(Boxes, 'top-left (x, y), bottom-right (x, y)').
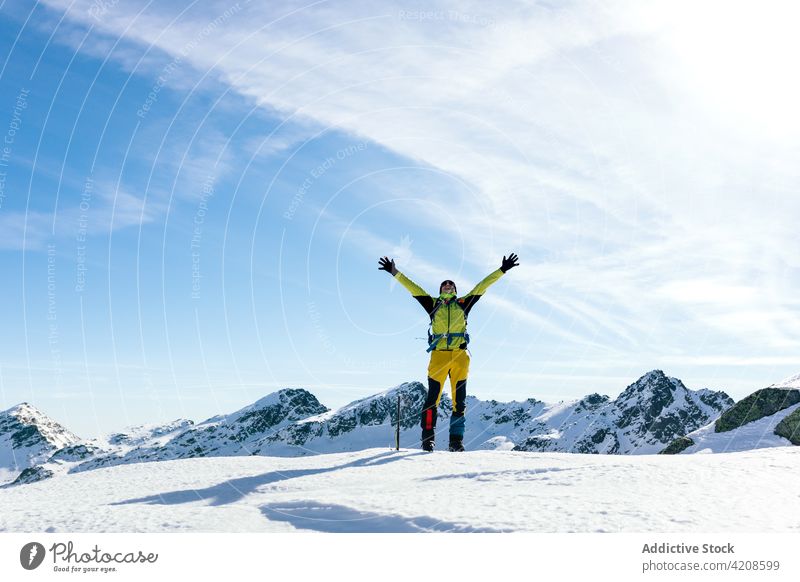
top-left (394, 268), bottom-right (505, 351)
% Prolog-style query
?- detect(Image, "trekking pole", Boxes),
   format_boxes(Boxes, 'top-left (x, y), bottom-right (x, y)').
top-left (395, 394), bottom-right (401, 450)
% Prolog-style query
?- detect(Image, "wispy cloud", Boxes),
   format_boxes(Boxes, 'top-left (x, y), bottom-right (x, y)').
top-left (40, 0), bottom-right (800, 360)
top-left (0, 185), bottom-right (161, 250)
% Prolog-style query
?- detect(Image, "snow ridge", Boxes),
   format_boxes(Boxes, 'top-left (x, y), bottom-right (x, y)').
top-left (769, 373), bottom-right (800, 389)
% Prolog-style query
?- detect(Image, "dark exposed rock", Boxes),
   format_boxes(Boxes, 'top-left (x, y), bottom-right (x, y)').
top-left (774, 407), bottom-right (800, 445)
top-left (11, 466), bottom-right (54, 486)
top-left (660, 436), bottom-right (695, 455)
top-left (714, 388), bottom-right (800, 433)
top-left (49, 444), bottom-right (100, 462)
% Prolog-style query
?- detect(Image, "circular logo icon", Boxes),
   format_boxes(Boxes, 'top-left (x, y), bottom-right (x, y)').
top-left (20, 542), bottom-right (46, 570)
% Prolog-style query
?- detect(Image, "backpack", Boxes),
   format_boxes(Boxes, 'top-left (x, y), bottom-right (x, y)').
top-left (426, 297), bottom-right (470, 352)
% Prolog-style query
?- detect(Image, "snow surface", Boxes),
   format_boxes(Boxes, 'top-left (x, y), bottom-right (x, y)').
top-left (679, 403), bottom-right (800, 454)
top-left (1, 447), bottom-right (798, 533)
top-left (770, 373), bottom-right (800, 389)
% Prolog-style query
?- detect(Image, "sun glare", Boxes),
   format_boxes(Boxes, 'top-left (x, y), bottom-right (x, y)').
top-left (665, 1), bottom-right (800, 138)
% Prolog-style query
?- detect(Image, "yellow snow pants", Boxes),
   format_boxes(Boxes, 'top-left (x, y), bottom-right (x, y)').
top-left (421, 349), bottom-right (470, 434)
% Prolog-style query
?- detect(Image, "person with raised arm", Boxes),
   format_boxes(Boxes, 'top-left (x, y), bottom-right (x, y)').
top-left (378, 253), bottom-right (519, 452)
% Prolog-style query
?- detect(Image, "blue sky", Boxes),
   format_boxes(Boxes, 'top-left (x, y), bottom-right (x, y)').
top-left (1, 0), bottom-right (800, 437)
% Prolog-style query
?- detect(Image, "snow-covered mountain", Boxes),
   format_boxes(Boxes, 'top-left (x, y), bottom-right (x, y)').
top-left (1, 413), bottom-right (196, 487)
top-left (2, 389), bottom-right (327, 486)
top-left (0, 403), bottom-right (82, 485)
top-left (71, 388), bottom-right (329, 473)
top-left (661, 375), bottom-right (800, 454)
top-left (512, 370), bottom-right (732, 454)
top-left (180, 371), bottom-right (729, 457)
top-left (247, 370), bottom-right (730, 456)
top-left (247, 381), bottom-right (549, 455)
top-left (106, 418), bottom-right (195, 448)
top-left (0, 371), bottom-right (737, 486)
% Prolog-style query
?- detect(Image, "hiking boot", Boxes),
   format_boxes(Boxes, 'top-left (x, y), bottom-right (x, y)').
top-left (422, 429), bottom-right (435, 452)
top-left (448, 436), bottom-right (465, 452)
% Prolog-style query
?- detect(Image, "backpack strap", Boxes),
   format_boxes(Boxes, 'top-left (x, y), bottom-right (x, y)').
top-left (426, 332), bottom-right (470, 352)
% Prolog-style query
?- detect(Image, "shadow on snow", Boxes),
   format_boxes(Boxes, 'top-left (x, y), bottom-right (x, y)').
top-left (110, 450), bottom-right (421, 507)
top-left (260, 501), bottom-right (505, 533)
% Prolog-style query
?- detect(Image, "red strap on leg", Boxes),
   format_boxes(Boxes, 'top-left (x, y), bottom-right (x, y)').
top-left (424, 409), bottom-right (434, 430)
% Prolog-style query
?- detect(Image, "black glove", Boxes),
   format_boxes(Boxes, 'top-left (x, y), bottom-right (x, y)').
top-left (500, 253), bottom-right (519, 273)
top-left (378, 256), bottom-right (397, 276)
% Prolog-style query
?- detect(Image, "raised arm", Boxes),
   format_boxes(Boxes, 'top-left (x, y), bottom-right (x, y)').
top-left (459, 253), bottom-right (519, 315)
top-left (378, 257), bottom-right (435, 314)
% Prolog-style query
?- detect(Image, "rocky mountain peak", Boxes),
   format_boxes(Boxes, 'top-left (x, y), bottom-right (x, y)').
top-left (0, 402), bottom-right (80, 450)
top-left (1, 402), bottom-right (83, 485)
top-left (233, 388), bottom-right (329, 429)
top-left (574, 393), bottom-right (610, 413)
top-left (4, 402), bottom-right (35, 415)
top-left (618, 370), bottom-right (684, 404)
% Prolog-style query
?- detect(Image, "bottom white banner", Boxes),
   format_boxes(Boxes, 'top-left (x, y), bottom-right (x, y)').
top-left (1, 533), bottom-right (798, 581)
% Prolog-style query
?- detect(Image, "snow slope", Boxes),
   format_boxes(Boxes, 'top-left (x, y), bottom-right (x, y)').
top-left (0, 447), bottom-right (798, 533)
top-left (770, 373), bottom-right (800, 389)
top-left (677, 403), bottom-right (800, 454)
